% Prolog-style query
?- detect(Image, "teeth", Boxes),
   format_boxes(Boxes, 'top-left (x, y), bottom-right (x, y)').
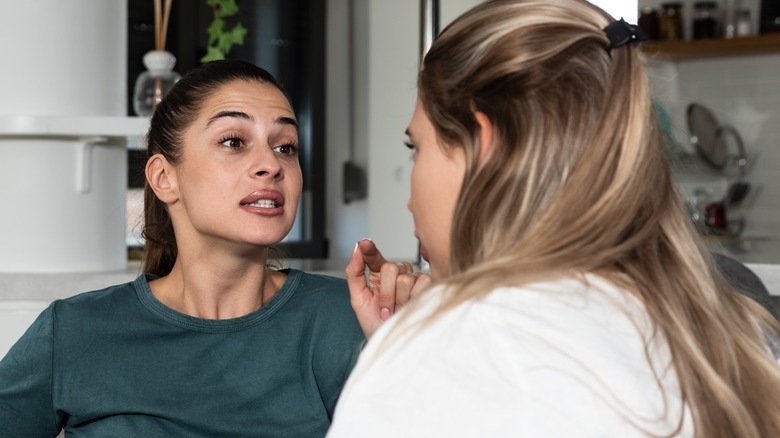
top-left (246, 199), bottom-right (277, 208)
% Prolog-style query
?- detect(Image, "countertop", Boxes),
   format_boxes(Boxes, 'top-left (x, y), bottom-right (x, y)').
top-left (705, 237), bottom-right (780, 265)
top-left (0, 256), bottom-right (778, 302)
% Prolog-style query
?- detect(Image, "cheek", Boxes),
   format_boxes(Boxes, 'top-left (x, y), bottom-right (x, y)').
top-left (408, 166), bottom-right (424, 217)
top-left (409, 172), bottom-right (439, 237)
top-left (288, 164), bottom-right (303, 193)
top-left (284, 165), bottom-right (303, 208)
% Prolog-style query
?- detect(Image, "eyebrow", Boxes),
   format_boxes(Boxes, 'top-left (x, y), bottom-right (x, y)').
top-left (276, 116), bottom-right (299, 129)
top-left (206, 111), bottom-right (252, 127)
top-left (205, 111), bottom-right (299, 129)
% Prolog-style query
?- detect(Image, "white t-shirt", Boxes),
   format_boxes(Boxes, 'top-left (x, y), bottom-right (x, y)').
top-left (328, 275), bottom-right (693, 437)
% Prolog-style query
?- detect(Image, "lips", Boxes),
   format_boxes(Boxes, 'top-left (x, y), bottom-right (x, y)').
top-left (418, 242), bottom-right (429, 263)
top-left (240, 190), bottom-right (285, 215)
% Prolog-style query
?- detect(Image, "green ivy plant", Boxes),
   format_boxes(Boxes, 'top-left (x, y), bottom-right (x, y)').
top-left (200, 0), bottom-right (248, 63)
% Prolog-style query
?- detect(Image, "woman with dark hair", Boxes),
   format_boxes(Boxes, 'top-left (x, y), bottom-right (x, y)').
top-left (0, 60), bottom-right (364, 436)
top-left (330, 1), bottom-right (780, 436)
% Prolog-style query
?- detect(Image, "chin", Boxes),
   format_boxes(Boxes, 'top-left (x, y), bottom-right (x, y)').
top-left (236, 232), bottom-right (288, 249)
top-left (428, 265), bottom-right (443, 282)
top-left (244, 223), bottom-right (294, 243)
top-left (249, 234), bottom-right (289, 247)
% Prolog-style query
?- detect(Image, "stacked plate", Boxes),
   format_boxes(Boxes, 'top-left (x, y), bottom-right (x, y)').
top-left (686, 103), bottom-right (750, 206)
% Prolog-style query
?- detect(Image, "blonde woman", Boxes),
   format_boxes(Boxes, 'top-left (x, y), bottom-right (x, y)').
top-left (329, 0), bottom-right (780, 436)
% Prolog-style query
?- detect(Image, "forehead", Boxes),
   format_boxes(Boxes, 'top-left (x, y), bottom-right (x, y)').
top-left (200, 79), bottom-right (293, 116)
top-left (408, 98), bottom-right (437, 138)
top-left (407, 99), bottom-right (426, 130)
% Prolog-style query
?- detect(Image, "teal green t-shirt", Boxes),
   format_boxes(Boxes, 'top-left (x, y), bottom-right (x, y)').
top-left (0, 269), bottom-right (365, 437)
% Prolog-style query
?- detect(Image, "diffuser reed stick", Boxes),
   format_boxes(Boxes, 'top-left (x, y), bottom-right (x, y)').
top-left (152, 0), bottom-right (173, 107)
top-left (154, 0), bottom-right (173, 51)
top-left (161, 0), bottom-right (173, 50)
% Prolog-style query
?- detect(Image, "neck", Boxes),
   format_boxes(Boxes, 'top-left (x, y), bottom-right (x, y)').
top-left (148, 252), bottom-right (284, 320)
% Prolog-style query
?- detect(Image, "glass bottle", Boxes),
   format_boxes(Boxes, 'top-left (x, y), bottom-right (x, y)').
top-left (723, 0), bottom-right (737, 39)
top-left (660, 2), bottom-right (684, 41)
top-left (638, 7), bottom-right (660, 40)
top-left (693, 2), bottom-right (718, 39)
top-left (736, 9), bottom-right (753, 37)
top-left (133, 50), bottom-right (181, 117)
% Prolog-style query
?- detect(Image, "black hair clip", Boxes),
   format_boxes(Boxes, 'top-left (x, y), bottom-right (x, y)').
top-left (603, 18), bottom-right (647, 53)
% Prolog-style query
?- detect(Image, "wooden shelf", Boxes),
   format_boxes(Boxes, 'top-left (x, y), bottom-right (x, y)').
top-left (642, 33), bottom-right (780, 60)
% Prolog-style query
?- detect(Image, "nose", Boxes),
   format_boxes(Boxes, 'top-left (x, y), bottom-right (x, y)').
top-left (253, 146), bottom-right (283, 179)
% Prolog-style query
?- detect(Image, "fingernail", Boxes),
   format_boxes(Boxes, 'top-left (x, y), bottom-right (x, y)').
top-left (353, 242), bottom-right (359, 254)
top-left (380, 307), bottom-right (391, 321)
top-left (360, 237), bottom-right (373, 242)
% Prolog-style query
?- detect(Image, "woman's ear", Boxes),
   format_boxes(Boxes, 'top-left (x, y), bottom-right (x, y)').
top-left (145, 154), bottom-right (178, 204)
top-left (474, 111), bottom-right (494, 164)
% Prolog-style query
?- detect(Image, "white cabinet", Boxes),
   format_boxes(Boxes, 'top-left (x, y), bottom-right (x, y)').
top-left (0, 0), bottom-right (148, 273)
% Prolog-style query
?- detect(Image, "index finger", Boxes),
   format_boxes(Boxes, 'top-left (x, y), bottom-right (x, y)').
top-left (358, 239), bottom-right (388, 273)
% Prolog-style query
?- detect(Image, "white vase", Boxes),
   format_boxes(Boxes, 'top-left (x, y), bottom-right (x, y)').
top-left (133, 50), bottom-right (181, 116)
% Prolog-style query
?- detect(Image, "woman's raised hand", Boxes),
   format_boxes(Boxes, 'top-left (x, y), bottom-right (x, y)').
top-left (345, 239), bottom-right (432, 340)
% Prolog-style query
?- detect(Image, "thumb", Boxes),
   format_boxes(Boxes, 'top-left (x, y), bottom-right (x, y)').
top-left (345, 242), bottom-right (369, 303)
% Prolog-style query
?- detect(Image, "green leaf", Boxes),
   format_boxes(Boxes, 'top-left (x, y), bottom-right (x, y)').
top-left (206, 18), bottom-right (224, 45)
top-left (231, 23), bottom-right (247, 45)
top-left (218, 0), bottom-right (240, 18)
top-left (201, 0), bottom-right (243, 64)
top-left (200, 46), bottom-right (225, 63)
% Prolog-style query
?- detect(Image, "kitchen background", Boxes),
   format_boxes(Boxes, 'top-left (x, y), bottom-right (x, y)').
top-left (1, 0), bottom-right (780, 358)
top-left (322, 0), bottom-right (780, 264)
top-left (638, 0), bottom-right (780, 263)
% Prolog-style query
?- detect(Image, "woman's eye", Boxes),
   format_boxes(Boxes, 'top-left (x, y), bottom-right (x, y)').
top-left (404, 141), bottom-right (417, 160)
top-left (273, 143), bottom-right (299, 156)
top-left (220, 136), bottom-right (244, 149)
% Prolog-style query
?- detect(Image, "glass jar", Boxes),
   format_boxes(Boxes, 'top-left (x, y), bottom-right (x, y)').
top-left (638, 7), bottom-right (660, 40)
top-left (693, 2), bottom-right (718, 39)
top-left (736, 9), bottom-right (753, 37)
top-left (660, 2), bottom-right (684, 41)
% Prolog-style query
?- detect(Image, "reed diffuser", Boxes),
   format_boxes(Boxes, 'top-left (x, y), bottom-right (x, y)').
top-left (133, 0), bottom-right (181, 116)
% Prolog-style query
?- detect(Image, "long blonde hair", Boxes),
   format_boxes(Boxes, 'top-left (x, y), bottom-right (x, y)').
top-left (405, 0), bottom-right (780, 436)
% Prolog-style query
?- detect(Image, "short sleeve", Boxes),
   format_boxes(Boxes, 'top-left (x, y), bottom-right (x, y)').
top-left (0, 303), bottom-right (62, 437)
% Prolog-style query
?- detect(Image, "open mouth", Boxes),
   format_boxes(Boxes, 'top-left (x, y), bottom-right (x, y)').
top-left (240, 190), bottom-right (285, 210)
top-left (242, 199), bottom-right (278, 208)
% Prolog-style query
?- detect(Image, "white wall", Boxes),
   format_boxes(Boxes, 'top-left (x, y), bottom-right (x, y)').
top-left (325, 0), bottom-right (482, 261)
top-left (588, 0), bottom-right (638, 22)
